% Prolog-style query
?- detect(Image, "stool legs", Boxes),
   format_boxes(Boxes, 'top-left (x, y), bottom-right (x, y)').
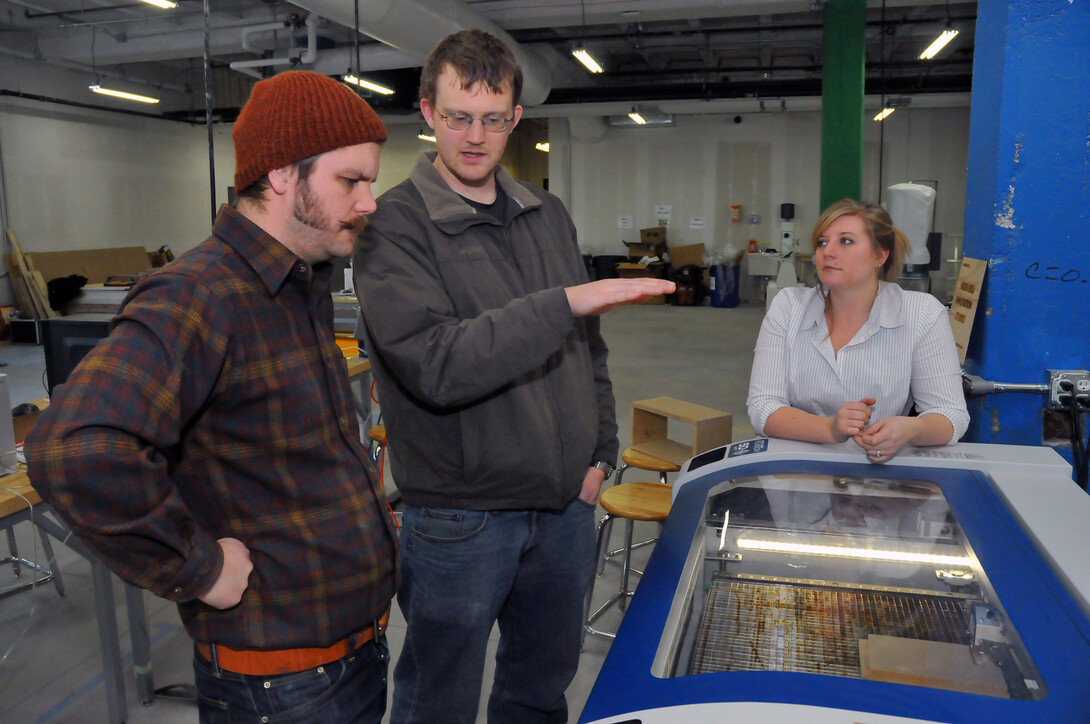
top-left (38, 525), bottom-right (65, 596)
top-left (1, 520), bottom-right (64, 600)
top-left (583, 513), bottom-right (646, 640)
top-left (6, 526), bottom-right (20, 577)
top-left (618, 518), bottom-right (635, 613)
top-left (583, 512), bottom-right (616, 644)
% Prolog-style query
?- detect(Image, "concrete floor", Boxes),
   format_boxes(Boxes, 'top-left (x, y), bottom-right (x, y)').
top-left (0, 301), bottom-right (765, 724)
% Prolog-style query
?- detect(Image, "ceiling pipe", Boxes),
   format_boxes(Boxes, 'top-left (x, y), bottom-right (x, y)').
top-left (289, 0), bottom-right (559, 106)
top-left (378, 92), bottom-right (972, 124)
top-left (230, 13), bottom-right (318, 79)
top-left (0, 45), bottom-right (188, 93)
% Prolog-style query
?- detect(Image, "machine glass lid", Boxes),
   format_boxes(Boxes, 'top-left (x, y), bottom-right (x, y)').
top-left (659, 472), bottom-right (1046, 701)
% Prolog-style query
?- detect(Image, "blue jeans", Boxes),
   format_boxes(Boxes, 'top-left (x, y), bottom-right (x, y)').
top-left (193, 636), bottom-right (389, 724)
top-left (392, 497), bottom-right (597, 724)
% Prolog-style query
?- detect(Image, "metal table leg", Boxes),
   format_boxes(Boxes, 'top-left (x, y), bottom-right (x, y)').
top-left (90, 558), bottom-right (128, 724)
top-left (125, 584), bottom-right (155, 704)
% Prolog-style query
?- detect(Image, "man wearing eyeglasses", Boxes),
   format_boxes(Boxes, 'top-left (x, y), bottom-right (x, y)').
top-left (353, 29), bottom-right (674, 724)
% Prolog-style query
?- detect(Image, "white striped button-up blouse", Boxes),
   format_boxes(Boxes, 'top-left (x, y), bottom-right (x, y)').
top-left (747, 281), bottom-right (969, 442)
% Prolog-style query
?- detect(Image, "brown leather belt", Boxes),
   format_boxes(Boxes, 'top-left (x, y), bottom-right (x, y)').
top-left (196, 608), bottom-right (390, 676)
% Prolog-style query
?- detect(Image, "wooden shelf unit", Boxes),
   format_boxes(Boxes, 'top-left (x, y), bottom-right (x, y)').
top-left (630, 396), bottom-right (732, 466)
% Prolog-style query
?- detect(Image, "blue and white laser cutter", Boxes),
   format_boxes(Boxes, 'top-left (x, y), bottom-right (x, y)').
top-left (580, 439), bottom-right (1090, 724)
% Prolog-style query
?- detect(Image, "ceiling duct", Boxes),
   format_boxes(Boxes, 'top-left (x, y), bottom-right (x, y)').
top-left (290, 0), bottom-right (557, 106)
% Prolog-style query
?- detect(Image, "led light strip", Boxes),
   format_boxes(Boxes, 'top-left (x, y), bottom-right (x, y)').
top-left (736, 537), bottom-right (972, 567)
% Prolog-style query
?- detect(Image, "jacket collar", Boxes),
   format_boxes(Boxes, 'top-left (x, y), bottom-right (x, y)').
top-left (409, 151), bottom-right (542, 233)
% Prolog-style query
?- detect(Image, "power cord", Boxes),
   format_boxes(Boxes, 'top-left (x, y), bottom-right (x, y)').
top-left (1067, 390), bottom-right (1088, 490)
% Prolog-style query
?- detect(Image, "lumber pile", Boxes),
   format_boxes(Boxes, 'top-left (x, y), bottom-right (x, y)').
top-left (5, 228), bottom-right (59, 320)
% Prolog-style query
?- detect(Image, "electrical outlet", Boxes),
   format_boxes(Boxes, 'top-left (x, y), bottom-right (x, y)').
top-left (1047, 370), bottom-right (1090, 410)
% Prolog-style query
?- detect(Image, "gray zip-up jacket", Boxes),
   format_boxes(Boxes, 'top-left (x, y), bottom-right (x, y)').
top-left (353, 152), bottom-right (618, 511)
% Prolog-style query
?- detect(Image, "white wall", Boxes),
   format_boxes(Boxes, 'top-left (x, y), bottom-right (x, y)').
top-left (0, 96), bottom-right (236, 254)
top-left (0, 90), bottom-right (969, 307)
top-left (550, 106), bottom-right (969, 261)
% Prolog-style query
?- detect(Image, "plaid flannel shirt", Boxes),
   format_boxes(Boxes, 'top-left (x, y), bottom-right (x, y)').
top-left (27, 205), bottom-right (397, 649)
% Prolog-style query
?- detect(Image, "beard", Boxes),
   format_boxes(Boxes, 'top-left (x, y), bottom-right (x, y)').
top-left (292, 177), bottom-right (365, 234)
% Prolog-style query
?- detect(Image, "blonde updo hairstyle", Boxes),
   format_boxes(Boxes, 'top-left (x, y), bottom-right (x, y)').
top-left (812, 199), bottom-right (907, 284)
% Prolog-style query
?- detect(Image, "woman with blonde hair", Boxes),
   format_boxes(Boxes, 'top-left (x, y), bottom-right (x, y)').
top-left (747, 199), bottom-right (968, 462)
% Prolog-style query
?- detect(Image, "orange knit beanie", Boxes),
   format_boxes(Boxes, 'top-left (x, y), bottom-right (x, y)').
top-left (233, 71), bottom-right (387, 192)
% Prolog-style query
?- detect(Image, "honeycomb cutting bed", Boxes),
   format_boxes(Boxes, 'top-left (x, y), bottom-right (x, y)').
top-left (690, 575), bottom-right (971, 677)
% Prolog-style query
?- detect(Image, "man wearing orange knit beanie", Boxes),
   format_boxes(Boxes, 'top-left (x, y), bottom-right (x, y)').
top-left (26, 70), bottom-right (397, 724)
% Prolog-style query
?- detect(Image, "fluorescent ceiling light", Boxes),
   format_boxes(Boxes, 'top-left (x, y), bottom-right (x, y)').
top-left (873, 108), bottom-right (895, 122)
top-left (535, 142), bottom-right (549, 153)
top-left (89, 85), bottom-right (159, 104)
top-left (736, 537), bottom-right (972, 567)
top-left (343, 75), bottom-right (394, 95)
top-left (417, 132), bottom-right (436, 143)
top-left (137, 0), bottom-right (177, 7)
top-left (919, 29), bottom-right (959, 60)
top-left (628, 111), bottom-right (646, 125)
top-left (572, 48), bottom-right (603, 74)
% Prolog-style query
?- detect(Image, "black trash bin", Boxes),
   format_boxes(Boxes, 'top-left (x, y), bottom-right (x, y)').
top-left (670, 264), bottom-right (706, 306)
top-left (582, 253), bottom-right (594, 280)
top-left (591, 255), bottom-right (626, 280)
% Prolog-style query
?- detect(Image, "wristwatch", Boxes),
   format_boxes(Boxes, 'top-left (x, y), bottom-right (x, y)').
top-left (592, 461), bottom-right (615, 480)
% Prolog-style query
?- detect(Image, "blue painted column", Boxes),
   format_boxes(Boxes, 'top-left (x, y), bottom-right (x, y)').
top-left (962, 1), bottom-right (1090, 465)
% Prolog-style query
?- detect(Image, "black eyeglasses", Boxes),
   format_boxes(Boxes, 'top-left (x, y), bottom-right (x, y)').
top-left (438, 112), bottom-right (513, 132)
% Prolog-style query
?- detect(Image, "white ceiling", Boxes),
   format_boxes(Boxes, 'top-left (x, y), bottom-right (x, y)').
top-left (0, 0), bottom-right (976, 121)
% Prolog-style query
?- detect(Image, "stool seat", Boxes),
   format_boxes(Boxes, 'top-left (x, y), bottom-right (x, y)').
top-left (599, 482), bottom-right (671, 522)
top-left (620, 447), bottom-right (681, 473)
top-left (368, 424), bottom-right (386, 444)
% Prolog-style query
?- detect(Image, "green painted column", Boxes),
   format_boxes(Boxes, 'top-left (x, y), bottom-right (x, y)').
top-left (820, 0), bottom-right (866, 209)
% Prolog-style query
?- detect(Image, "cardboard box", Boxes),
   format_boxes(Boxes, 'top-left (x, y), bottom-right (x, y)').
top-left (640, 226), bottom-right (667, 245)
top-left (668, 243), bottom-right (705, 269)
top-left (630, 396), bottom-right (732, 465)
top-left (623, 240), bottom-right (666, 261)
top-left (616, 262), bottom-right (666, 304)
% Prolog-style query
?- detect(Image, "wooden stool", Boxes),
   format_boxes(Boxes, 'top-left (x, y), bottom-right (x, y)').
top-left (615, 446), bottom-right (680, 487)
top-left (583, 482), bottom-right (671, 642)
top-left (599, 448), bottom-right (679, 576)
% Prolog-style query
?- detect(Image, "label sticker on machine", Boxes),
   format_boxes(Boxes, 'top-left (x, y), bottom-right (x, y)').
top-left (728, 439), bottom-right (768, 457)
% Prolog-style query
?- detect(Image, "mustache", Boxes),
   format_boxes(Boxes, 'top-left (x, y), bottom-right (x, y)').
top-left (343, 215), bottom-right (371, 233)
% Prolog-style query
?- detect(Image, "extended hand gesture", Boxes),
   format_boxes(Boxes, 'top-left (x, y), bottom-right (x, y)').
top-left (565, 278), bottom-right (677, 317)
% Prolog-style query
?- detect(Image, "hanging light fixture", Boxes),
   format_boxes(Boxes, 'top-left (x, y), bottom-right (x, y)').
top-left (873, 107), bottom-right (895, 122)
top-left (137, 0), bottom-right (177, 8)
top-left (628, 108), bottom-right (646, 125)
top-left (89, 84), bottom-right (160, 104)
top-left (417, 130), bottom-right (436, 143)
top-left (343, 75), bottom-right (394, 95)
top-left (535, 142), bottom-right (550, 153)
top-left (571, 0), bottom-right (603, 73)
top-left (572, 48), bottom-right (603, 74)
top-left (919, 28), bottom-right (959, 60)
